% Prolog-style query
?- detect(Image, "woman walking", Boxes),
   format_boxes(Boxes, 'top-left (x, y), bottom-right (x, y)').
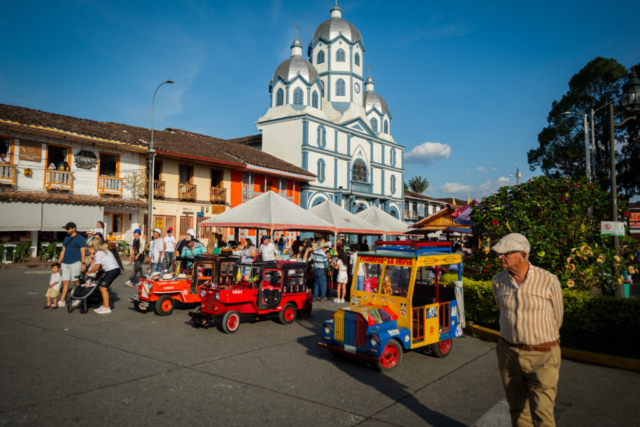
top-left (85, 240), bottom-right (122, 314)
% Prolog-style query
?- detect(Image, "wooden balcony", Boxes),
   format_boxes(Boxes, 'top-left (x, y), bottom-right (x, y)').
top-left (0, 165), bottom-right (16, 186)
top-left (242, 190), bottom-right (262, 203)
top-left (44, 170), bottom-right (74, 191)
top-left (178, 183), bottom-right (197, 201)
top-left (154, 180), bottom-right (165, 198)
top-left (97, 176), bottom-right (124, 196)
top-left (210, 187), bottom-right (227, 204)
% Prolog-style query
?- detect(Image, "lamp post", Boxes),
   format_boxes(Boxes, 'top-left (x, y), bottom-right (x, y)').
top-left (147, 80), bottom-right (174, 240)
top-left (562, 111), bottom-right (591, 180)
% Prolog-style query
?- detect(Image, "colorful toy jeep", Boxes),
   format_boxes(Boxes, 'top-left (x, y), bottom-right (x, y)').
top-left (318, 241), bottom-right (464, 371)
top-left (189, 261), bottom-right (313, 333)
top-left (130, 255), bottom-right (238, 316)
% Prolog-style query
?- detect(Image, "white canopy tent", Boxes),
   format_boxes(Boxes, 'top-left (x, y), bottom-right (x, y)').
top-left (199, 191), bottom-right (335, 232)
top-left (308, 201), bottom-right (384, 235)
top-left (355, 206), bottom-right (410, 236)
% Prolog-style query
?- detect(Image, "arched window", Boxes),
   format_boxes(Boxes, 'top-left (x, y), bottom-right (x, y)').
top-left (276, 88), bottom-right (284, 106)
top-left (336, 49), bottom-right (345, 62)
top-left (336, 79), bottom-right (345, 96)
top-left (356, 204), bottom-right (366, 214)
top-left (352, 160), bottom-right (367, 183)
top-left (390, 175), bottom-right (396, 194)
top-left (355, 52), bottom-right (360, 66)
top-left (317, 50), bottom-right (325, 64)
top-left (390, 210), bottom-right (397, 218)
top-left (384, 120), bottom-right (389, 134)
top-left (390, 148), bottom-right (396, 166)
top-left (370, 118), bottom-right (378, 132)
top-left (312, 91), bottom-right (319, 108)
top-left (317, 159), bottom-right (326, 183)
top-left (317, 125), bottom-right (326, 148)
top-left (293, 88), bottom-right (303, 105)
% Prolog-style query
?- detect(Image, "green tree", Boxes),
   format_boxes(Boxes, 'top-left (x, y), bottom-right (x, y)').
top-left (469, 176), bottom-right (637, 293)
top-left (527, 57), bottom-right (633, 193)
top-left (407, 176), bottom-right (429, 193)
top-left (617, 63), bottom-right (640, 198)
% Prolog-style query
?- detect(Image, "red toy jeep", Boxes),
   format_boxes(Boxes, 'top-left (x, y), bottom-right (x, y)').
top-left (130, 255), bottom-right (238, 316)
top-left (189, 261), bottom-right (313, 332)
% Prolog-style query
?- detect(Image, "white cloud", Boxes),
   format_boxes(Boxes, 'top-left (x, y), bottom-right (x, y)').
top-left (477, 166), bottom-right (487, 173)
top-left (404, 142), bottom-right (451, 165)
top-left (439, 177), bottom-right (514, 198)
top-left (490, 167), bottom-right (498, 172)
top-left (497, 176), bottom-right (510, 183)
top-left (440, 182), bottom-right (473, 194)
top-left (487, 161), bottom-right (493, 164)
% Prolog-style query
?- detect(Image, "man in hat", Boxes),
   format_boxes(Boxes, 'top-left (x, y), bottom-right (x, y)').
top-left (125, 229), bottom-right (145, 286)
top-left (259, 235), bottom-right (277, 261)
top-left (180, 236), bottom-right (206, 271)
top-left (175, 228), bottom-right (198, 258)
top-left (146, 228), bottom-right (165, 273)
top-left (491, 233), bottom-right (564, 427)
top-left (163, 227), bottom-right (176, 272)
top-left (85, 229), bottom-right (95, 245)
top-left (57, 222), bottom-right (87, 306)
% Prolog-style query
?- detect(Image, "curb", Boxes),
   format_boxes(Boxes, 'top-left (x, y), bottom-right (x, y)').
top-left (464, 324), bottom-right (640, 373)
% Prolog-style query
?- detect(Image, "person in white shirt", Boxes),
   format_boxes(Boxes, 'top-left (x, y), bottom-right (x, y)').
top-left (163, 228), bottom-right (177, 272)
top-left (333, 251), bottom-right (349, 303)
top-left (259, 236), bottom-right (277, 261)
top-left (350, 245), bottom-right (365, 291)
top-left (146, 228), bottom-right (165, 273)
top-left (95, 221), bottom-right (105, 238)
top-left (45, 263), bottom-right (62, 309)
top-left (86, 240), bottom-right (122, 314)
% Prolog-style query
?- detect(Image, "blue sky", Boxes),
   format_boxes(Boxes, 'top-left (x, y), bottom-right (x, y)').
top-left (2, 0), bottom-right (639, 199)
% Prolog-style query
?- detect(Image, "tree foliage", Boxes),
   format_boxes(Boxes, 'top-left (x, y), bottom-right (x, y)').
top-left (469, 176), bottom-right (638, 293)
top-left (407, 176), bottom-right (429, 193)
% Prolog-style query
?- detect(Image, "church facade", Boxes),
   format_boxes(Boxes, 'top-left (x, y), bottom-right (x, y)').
top-left (256, 4), bottom-right (404, 219)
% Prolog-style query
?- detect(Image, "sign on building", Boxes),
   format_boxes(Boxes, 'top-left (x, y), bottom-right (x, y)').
top-left (74, 150), bottom-right (98, 169)
top-left (18, 140), bottom-right (42, 162)
top-left (630, 212), bottom-right (640, 234)
top-left (600, 221), bottom-right (625, 236)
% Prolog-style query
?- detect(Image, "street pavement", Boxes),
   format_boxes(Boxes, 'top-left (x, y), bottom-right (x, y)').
top-left (0, 267), bottom-right (638, 427)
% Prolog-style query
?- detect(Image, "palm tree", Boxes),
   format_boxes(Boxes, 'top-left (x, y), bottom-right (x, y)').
top-left (408, 176), bottom-right (429, 194)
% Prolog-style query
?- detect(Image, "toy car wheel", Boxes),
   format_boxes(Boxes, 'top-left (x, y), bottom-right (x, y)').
top-left (222, 311), bottom-right (240, 334)
top-left (431, 339), bottom-right (452, 358)
top-left (376, 340), bottom-right (403, 371)
top-left (279, 304), bottom-right (297, 325)
top-left (155, 295), bottom-right (174, 316)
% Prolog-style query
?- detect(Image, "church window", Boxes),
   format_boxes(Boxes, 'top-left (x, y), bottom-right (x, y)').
top-left (355, 53), bottom-right (360, 66)
top-left (336, 49), bottom-right (346, 62)
top-left (312, 91), bottom-right (319, 108)
top-left (352, 160), bottom-right (367, 183)
top-left (276, 88), bottom-right (284, 106)
top-left (317, 50), bottom-right (325, 64)
top-left (317, 159), bottom-right (326, 183)
top-left (384, 120), bottom-right (389, 134)
top-left (390, 175), bottom-right (396, 194)
top-left (293, 88), bottom-right (303, 105)
top-left (370, 118), bottom-right (378, 132)
top-left (336, 79), bottom-right (345, 96)
top-left (317, 125), bottom-right (326, 148)
top-left (390, 148), bottom-right (396, 166)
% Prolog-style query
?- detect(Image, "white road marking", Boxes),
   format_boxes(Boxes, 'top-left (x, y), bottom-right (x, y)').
top-left (472, 399), bottom-right (511, 427)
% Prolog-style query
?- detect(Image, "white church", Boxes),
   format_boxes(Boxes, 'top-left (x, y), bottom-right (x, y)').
top-left (255, 3), bottom-right (405, 219)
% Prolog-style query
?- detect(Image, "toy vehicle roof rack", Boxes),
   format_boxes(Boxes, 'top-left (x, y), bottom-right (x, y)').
top-left (194, 254), bottom-right (239, 261)
top-left (373, 241), bottom-right (452, 256)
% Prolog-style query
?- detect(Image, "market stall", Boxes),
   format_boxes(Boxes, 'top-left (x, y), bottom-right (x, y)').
top-left (355, 206), bottom-right (410, 236)
top-left (308, 201), bottom-right (384, 242)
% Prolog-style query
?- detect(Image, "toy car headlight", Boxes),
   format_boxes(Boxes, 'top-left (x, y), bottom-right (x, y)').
top-left (200, 290), bottom-right (206, 298)
top-left (149, 284), bottom-right (153, 290)
top-left (215, 292), bottom-right (220, 301)
top-left (324, 324), bottom-right (332, 335)
top-left (370, 335), bottom-right (380, 347)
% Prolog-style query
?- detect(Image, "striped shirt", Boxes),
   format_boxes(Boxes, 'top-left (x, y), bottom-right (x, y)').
top-left (492, 263), bottom-right (564, 345)
top-left (312, 249), bottom-right (327, 269)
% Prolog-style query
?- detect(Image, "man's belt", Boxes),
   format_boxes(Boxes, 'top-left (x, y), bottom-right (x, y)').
top-left (502, 338), bottom-right (559, 352)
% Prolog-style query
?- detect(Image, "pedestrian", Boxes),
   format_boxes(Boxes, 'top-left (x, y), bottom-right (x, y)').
top-left (146, 228), bottom-right (165, 273)
top-left (491, 233), bottom-right (564, 427)
top-left (312, 242), bottom-right (328, 301)
top-left (277, 237), bottom-right (285, 253)
top-left (85, 240), bottom-right (121, 314)
top-left (163, 227), bottom-right (176, 272)
top-left (57, 222), bottom-right (87, 307)
top-left (291, 236), bottom-right (303, 255)
top-left (44, 263), bottom-right (62, 309)
top-left (175, 228), bottom-right (197, 257)
top-left (180, 236), bottom-right (206, 271)
top-left (95, 221), bottom-right (105, 237)
top-left (333, 249), bottom-right (349, 303)
top-left (350, 245), bottom-right (365, 291)
top-left (240, 238), bottom-right (257, 263)
top-left (85, 229), bottom-right (95, 245)
top-left (124, 229), bottom-right (145, 286)
top-left (259, 236), bottom-right (277, 261)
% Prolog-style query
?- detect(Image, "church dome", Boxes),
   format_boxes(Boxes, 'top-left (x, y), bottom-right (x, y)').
top-left (313, 6), bottom-right (363, 46)
top-left (364, 91), bottom-right (389, 115)
top-left (273, 41), bottom-right (319, 83)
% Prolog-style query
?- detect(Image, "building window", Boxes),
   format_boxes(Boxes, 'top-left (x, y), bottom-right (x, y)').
top-left (317, 125), bottom-right (326, 148)
top-left (384, 119), bottom-right (389, 134)
top-left (46, 144), bottom-right (70, 170)
top-left (352, 160), bottom-right (367, 183)
top-left (355, 52), bottom-right (360, 66)
top-left (112, 213), bottom-right (123, 239)
top-left (336, 48), bottom-right (345, 62)
top-left (317, 50), bottom-right (325, 64)
top-left (390, 210), bottom-right (397, 219)
top-left (278, 179), bottom-right (289, 196)
top-left (336, 78), bottom-right (345, 96)
top-left (390, 148), bottom-right (396, 166)
top-left (276, 88), bottom-right (284, 106)
top-left (99, 153), bottom-right (119, 177)
top-left (312, 91), bottom-right (319, 108)
top-left (0, 136), bottom-right (14, 164)
top-left (179, 164), bottom-right (193, 184)
top-left (390, 175), bottom-right (396, 194)
top-left (370, 118), bottom-right (378, 132)
top-left (317, 159), bottom-right (326, 183)
top-left (293, 87), bottom-right (303, 105)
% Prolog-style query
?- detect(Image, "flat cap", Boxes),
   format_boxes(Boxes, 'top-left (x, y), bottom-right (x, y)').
top-left (491, 233), bottom-right (530, 254)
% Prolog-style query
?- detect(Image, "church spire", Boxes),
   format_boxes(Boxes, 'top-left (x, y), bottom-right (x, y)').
top-left (330, 0), bottom-right (342, 18)
top-left (290, 22), bottom-right (303, 56)
top-left (365, 63), bottom-right (374, 91)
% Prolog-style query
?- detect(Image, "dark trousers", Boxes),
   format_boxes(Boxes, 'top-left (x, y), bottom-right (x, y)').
top-left (129, 258), bottom-right (144, 283)
top-left (313, 268), bottom-right (327, 299)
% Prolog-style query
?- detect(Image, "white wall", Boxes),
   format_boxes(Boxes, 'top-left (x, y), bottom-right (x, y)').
top-left (259, 120), bottom-right (303, 167)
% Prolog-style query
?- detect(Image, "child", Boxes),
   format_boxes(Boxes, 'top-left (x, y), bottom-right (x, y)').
top-left (45, 263), bottom-right (62, 309)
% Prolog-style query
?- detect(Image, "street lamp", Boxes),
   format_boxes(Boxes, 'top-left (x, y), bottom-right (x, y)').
top-left (562, 111), bottom-right (591, 180)
top-left (147, 80), bottom-right (174, 240)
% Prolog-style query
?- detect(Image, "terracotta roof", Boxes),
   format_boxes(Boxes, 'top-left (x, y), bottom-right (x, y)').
top-left (226, 134), bottom-right (262, 145)
top-left (629, 201), bottom-right (640, 210)
top-left (0, 190), bottom-right (147, 209)
top-left (404, 190), bottom-right (445, 203)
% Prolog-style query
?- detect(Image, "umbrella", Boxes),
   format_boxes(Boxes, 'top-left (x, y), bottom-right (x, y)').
top-left (200, 191), bottom-right (335, 232)
top-left (309, 201), bottom-right (384, 235)
top-left (355, 206), bottom-right (409, 236)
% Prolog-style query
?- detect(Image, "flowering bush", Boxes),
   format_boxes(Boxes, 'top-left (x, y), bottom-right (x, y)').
top-left (469, 176), bottom-right (638, 292)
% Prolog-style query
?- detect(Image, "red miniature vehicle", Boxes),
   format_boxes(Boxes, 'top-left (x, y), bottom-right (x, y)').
top-left (130, 255), bottom-right (238, 316)
top-left (189, 261), bottom-right (313, 332)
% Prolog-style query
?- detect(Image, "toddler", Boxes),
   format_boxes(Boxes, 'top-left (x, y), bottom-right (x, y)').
top-left (45, 263), bottom-right (62, 309)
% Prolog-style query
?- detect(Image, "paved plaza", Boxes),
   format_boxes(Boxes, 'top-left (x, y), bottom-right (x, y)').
top-left (0, 267), bottom-right (638, 427)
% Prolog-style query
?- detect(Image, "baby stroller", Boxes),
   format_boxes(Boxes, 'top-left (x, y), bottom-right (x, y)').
top-left (67, 271), bottom-right (114, 314)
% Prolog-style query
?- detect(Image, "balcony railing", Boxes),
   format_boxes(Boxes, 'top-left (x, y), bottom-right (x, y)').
top-left (210, 187), bottom-right (227, 204)
top-left (277, 190), bottom-right (294, 201)
top-left (242, 190), bottom-right (262, 203)
top-left (154, 180), bottom-right (165, 198)
top-left (97, 176), bottom-right (124, 196)
top-left (404, 212), bottom-right (420, 221)
top-left (178, 183), bottom-right (197, 201)
top-left (350, 180), bottom-right (373, 194)
top-left (0, 165), bottom-right (16, 186)
top-left (44, 170), bottom-right (74, 191)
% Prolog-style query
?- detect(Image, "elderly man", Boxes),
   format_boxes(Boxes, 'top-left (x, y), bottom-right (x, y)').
top-left (259, 236), bottom-right (277, 262)
top-left (491, 233), bottom-right (564, 427)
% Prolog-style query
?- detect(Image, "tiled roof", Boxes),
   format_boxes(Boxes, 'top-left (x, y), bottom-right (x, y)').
top-left (0, 190), bottom-right (147, 209)
top-left (226, 134), bottom-right (262, 145)
top-left (404, 190), bottom-right (445, 203)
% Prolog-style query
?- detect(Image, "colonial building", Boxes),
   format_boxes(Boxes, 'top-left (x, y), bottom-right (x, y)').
top-left (253, 4), bottom-right (405, 219)
top-left (403, 190), bottom-right (446, 226)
